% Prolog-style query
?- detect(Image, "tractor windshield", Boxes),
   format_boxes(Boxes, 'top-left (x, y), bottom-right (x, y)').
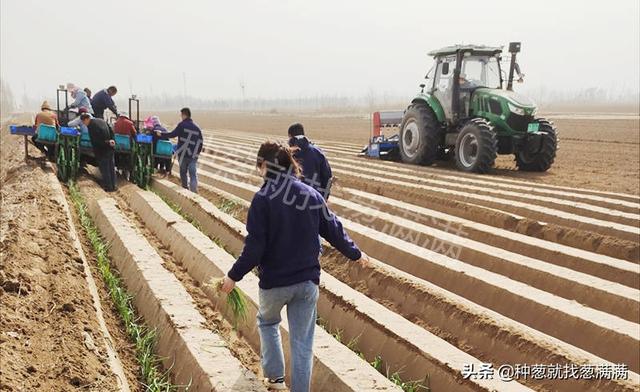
top-left (461, 56), bottom-right (501, 89)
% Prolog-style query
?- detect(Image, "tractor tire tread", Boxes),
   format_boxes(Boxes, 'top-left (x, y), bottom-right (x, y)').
top-left (399, 104), bottom-right (441, 165)
top-left (515, 118), bottom-right (558, 172)
top-left (455, 118), bottom-right (498, 174)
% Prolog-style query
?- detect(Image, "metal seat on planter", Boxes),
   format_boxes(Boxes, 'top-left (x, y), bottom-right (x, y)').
top-left (37, 124), bottom-right (58, 144)
top-left (80, 130), bottom-right (93, 149)
top-left (114, 134), bottom-right (132, 151)
top-left (154, 140), bottom-right (173, 157)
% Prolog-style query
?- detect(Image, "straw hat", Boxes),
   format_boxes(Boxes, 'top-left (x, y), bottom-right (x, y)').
top-left (41, 101), bottom-right (51, 110)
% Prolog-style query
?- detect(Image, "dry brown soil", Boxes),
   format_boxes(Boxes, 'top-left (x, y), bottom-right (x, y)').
top-left (151, 110), bottom-right (639, 195)
top-left (0, 123), bottom-right (139, 391)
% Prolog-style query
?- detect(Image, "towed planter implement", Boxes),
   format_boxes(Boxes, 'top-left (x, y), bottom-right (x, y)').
top-left (8, 87), bottom-right (155, 188)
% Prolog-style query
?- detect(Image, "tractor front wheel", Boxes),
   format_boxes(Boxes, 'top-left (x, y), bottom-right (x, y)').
top-left (454, 118), bottom-right (498, 173)
top-left (56, 145), bottom-right (69, 182)
top-left (68, 143), bottom-right (79, 180)
top-left (515, 119), bottom-right (558, 172)
top-left (399, 104), bottom-right (441, 165)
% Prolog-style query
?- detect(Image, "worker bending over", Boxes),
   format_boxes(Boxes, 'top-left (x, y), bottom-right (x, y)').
top-left (67, 83), bottom-right (93, 114)
top-left (91, 86), bottom-right (119, 119)
top-left (81, 114), bottom-right (117, 192)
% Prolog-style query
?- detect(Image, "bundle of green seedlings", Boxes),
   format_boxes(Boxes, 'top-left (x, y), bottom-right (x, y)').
top-left (205, 277), bottom-right (249, 328)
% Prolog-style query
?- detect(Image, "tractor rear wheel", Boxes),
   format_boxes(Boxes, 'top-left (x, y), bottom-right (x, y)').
top-left (399, 104), bottom-right (440, 165)
top-left (454, 118), bottom-right (498, 173)
top-left (515, 119), bottom-right (558, 172)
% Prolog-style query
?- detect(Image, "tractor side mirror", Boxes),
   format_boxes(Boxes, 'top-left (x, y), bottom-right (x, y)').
top-left (442, 62), bottom-right (450, 75)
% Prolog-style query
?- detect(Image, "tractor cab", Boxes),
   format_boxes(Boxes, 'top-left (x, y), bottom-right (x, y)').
top-left (425, 44), bottom-right (534, 127)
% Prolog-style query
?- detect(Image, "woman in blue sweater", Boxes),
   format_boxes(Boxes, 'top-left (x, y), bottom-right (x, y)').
top-left (222, 141), bottom-right (369, 392)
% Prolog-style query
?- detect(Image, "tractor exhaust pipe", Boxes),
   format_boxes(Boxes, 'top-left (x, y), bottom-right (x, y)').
top-left (506, 42), bottom-right (521, 91)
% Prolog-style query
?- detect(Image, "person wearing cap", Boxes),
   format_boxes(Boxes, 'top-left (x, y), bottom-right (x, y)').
top-left (32, 100), bottom-right (59, 157)
top-left (67, 83), bottom-right (93, 114)
top-left (91, 86), bottom-right (119, 119)
top-left (114, 112), bottom-right (137, 138)
top-left (34, 101), bottom-right (59, 129)
top-left (287, 123), bottom-right (333, 199)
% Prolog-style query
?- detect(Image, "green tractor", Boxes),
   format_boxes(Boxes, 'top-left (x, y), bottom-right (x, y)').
top-left (367, 42), bottom-right (558, 173)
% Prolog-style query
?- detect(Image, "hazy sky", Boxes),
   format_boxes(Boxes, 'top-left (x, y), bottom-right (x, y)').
top-left (1, 0), bottom-right (639, 102)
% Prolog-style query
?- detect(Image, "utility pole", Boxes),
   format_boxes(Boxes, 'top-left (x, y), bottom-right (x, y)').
top-left (239, 76), bottom-right (245, 111)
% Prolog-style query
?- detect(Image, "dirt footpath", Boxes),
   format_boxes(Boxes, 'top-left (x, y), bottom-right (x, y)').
top-left (0, 130), bottom-right (121, 391)
top-left (163, 110), bottom-right (640, 195)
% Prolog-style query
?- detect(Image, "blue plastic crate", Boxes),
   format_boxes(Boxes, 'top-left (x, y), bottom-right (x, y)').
top-left (115, 134), bottom-right (132, 151)
top-left (10, 125), bottom-right (36, 136)
top-left (60, 127), bottom-right (80, 137)
top-left (37, 124), bottom-right (58, 143)
top-left (155, 140), bottom-right (173, 156)
top-left (136, 134), bottom-right (153, 144)
top-left (80, 130), bottom-right (92, 148)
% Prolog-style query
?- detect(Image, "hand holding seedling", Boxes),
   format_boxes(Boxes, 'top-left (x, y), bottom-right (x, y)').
top-left (357, 252), bottom-right (371, 268)
top-left (221, 276), bottom-right (236, 294)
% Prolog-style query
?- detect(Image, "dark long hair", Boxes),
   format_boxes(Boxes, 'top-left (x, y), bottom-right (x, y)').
top-left (256, 141), bottom-right (301, 179)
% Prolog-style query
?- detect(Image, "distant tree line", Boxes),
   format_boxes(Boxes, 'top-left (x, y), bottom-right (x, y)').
top-left (0, 77), bottom-right (16, 117)
top-left (2, 80), bottom-right (638, 114)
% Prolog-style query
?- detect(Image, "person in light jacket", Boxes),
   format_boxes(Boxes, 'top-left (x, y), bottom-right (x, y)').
top-left (67, 83), bottom-right (93, 114)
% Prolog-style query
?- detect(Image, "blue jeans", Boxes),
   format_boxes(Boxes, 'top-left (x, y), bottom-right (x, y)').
top-left (179, 157), bottom-right (198, 192)
top-left (258, 280), bottom-right (319, 392)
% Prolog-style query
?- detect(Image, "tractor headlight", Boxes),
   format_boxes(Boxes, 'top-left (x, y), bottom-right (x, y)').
top-left (508, 102), bottom-right (525, 116)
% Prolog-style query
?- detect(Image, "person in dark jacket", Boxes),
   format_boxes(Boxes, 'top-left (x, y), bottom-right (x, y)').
top-left (156, 108), bottom-right (202, 192)
top-left (82, 114), bottom-right (117, 191)
top-left (221, 141), bottom-right (369, 392)
top-left (287, 123), bottom-right (333, 199)
top-left (91, 86), bottom-right (118, 119)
